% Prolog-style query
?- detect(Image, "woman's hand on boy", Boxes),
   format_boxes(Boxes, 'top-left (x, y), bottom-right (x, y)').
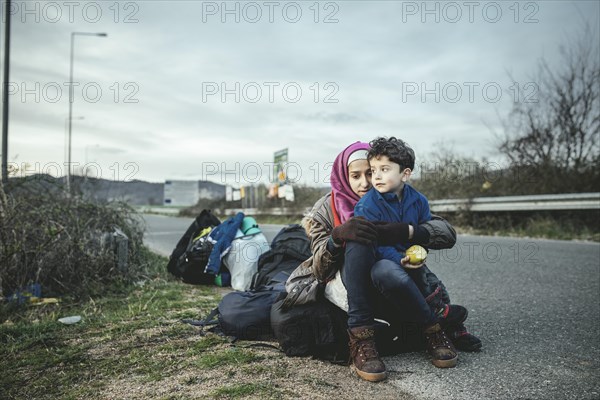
top-left (373, 221), bottom-right (411, 245)
top-left (332, 217), bottom-right (378, 245)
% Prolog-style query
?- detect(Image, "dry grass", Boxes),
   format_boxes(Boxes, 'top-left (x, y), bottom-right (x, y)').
top-left (0, 272), bottom-right (412, 400)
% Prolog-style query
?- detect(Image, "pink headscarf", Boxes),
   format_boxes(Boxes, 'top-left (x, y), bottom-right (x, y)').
top-left (330, 141), bottom-right (371, 224)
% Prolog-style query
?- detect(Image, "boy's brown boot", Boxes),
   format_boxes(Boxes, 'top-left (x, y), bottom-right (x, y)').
top-left (424, 323), bottom-right (458, 368)
top-left (348, 326), bottom-right (387, 382)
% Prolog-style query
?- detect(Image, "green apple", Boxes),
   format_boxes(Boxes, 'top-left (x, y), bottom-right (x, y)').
top-left (406, 245), bottom-right (427, 265)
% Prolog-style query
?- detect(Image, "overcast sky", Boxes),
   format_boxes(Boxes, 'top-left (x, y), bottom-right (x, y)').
top-left (2, 0), bottom-right (599, 185)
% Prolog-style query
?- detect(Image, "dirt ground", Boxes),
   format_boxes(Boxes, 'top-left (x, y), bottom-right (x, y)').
top-left (94, 332), bottom-right (416, 400)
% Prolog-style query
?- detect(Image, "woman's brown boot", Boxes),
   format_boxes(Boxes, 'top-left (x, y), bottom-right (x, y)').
top-left (348, 326), bottom-right (387, 382)
top-left (424, 323), bottom-right (458, 368)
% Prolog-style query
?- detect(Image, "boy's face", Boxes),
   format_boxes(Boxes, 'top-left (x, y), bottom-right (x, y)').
top-left (370, 155), bottom-right (411, 196)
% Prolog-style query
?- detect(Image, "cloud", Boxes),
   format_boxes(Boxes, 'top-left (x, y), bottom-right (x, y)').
top-left (3, 1), bottom-right (599, 184)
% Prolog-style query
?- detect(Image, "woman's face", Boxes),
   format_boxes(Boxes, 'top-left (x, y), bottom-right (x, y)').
top-left (348, 159), bottom-right (372, 197)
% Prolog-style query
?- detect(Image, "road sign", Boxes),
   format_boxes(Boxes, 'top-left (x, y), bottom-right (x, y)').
top-left (273, 148), bottom-right (288, 184)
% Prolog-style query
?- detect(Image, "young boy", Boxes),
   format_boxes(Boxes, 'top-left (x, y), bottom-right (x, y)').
top-left (354, 137), bottom-right (480, 364)
top-left (354, 137), bottom-right (449, 299)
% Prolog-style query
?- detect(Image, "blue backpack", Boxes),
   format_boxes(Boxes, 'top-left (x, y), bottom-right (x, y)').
top-left (186, 284), bottom-right (286, 341)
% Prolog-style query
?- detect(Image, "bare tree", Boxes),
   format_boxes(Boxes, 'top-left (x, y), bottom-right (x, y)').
top-left (499, 23), bottom-right (600, 193)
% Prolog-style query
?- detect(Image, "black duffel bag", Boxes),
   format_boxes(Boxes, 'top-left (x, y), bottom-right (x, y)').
top-left (166, 209), bottom-right (221, 284)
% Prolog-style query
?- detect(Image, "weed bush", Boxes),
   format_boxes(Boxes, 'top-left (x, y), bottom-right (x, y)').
top-left (0, 177), bottom-right (159, 301)
top-left (444, 209), bottom-right (600, 241)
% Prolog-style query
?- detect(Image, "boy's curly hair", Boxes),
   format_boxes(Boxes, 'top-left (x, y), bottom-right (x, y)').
top-left (368, 137), bottom-right (415, 170)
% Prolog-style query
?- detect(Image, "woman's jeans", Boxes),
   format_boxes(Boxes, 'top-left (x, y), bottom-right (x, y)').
top-left (341, 241), bottom-right (437, 329)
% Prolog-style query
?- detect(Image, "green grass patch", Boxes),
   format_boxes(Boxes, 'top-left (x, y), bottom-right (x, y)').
top-left (192, 334), bottom-right (229, 352)
top-left (197, 347), bottom-right (263, 368)
top-left (0, 252), bottom-right (228, 400)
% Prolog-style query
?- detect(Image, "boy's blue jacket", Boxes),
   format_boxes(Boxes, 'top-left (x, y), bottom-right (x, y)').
top-left (354, 184), bottom-right (431, 264)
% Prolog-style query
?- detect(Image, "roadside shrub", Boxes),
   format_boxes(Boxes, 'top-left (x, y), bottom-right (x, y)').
top-left (0, 177), bottom-right (158, 301)
top-left (440, 210), bottom-right (600, 241)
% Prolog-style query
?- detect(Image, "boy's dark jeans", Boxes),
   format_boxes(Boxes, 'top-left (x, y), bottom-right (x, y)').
top-left (409, 265), bottom-right (449, 312)
top-left (341, 241), bottom-right (437, 329)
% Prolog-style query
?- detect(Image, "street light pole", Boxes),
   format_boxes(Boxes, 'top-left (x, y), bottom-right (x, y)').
top-left (2, 0), bottom-right (12, 184)
top-left (65, 116), bottom-right (84, 168)
top-left (66, 33), bottom-right (75, 193)
top-left (66, 31), bottom-right (107, 194)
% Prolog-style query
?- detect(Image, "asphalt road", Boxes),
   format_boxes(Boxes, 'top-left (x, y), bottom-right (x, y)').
top-left (141, 214), bottom-right (285, 257)
top-left (142, 214), bottom-right (600, 400)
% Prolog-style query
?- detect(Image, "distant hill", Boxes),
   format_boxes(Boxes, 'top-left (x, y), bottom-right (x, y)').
top-left (7, 175), bottom-right (226, 206)
top-left (75, 176), bottom-right (165, 205)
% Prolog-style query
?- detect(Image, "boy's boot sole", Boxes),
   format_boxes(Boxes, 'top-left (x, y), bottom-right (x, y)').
top-left (351, 364), bottom-right (388, 382)
top-left (431, 355), bottom-right (458, 368)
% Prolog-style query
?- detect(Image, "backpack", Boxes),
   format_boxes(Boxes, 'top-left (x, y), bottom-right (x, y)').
top-left (270, 297), bottom-right (350, 363)
top-left (166, 209), bottom-right (221, 284)
top-left (250, 224), bottom-right (311, 290)
top-left (189, 284), bottom-right (286, 341)
top-left (270, 297), bottom-right (419, 363)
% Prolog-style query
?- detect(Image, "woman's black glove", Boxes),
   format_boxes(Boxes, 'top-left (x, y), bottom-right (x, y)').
top-left (374, 221), bottom-right (431, 246)
top-left (331, 217), bottom-right (377, 245)
top-left (373, 221), bottom-right (410, 246)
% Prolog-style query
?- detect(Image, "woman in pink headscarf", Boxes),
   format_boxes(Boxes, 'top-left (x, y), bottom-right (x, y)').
top-left (285, 141), bottom-right (481, 382)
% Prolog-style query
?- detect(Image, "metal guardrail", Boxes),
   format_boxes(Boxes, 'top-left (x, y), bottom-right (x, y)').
top-left (137, 193), bottom-right (600, 216)
top-left (429, 192), bottom-right (600, 212)
top-left (223, 193), bottom-right (600, 215)
top-left (136, 206), bottom-right (182, 215)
